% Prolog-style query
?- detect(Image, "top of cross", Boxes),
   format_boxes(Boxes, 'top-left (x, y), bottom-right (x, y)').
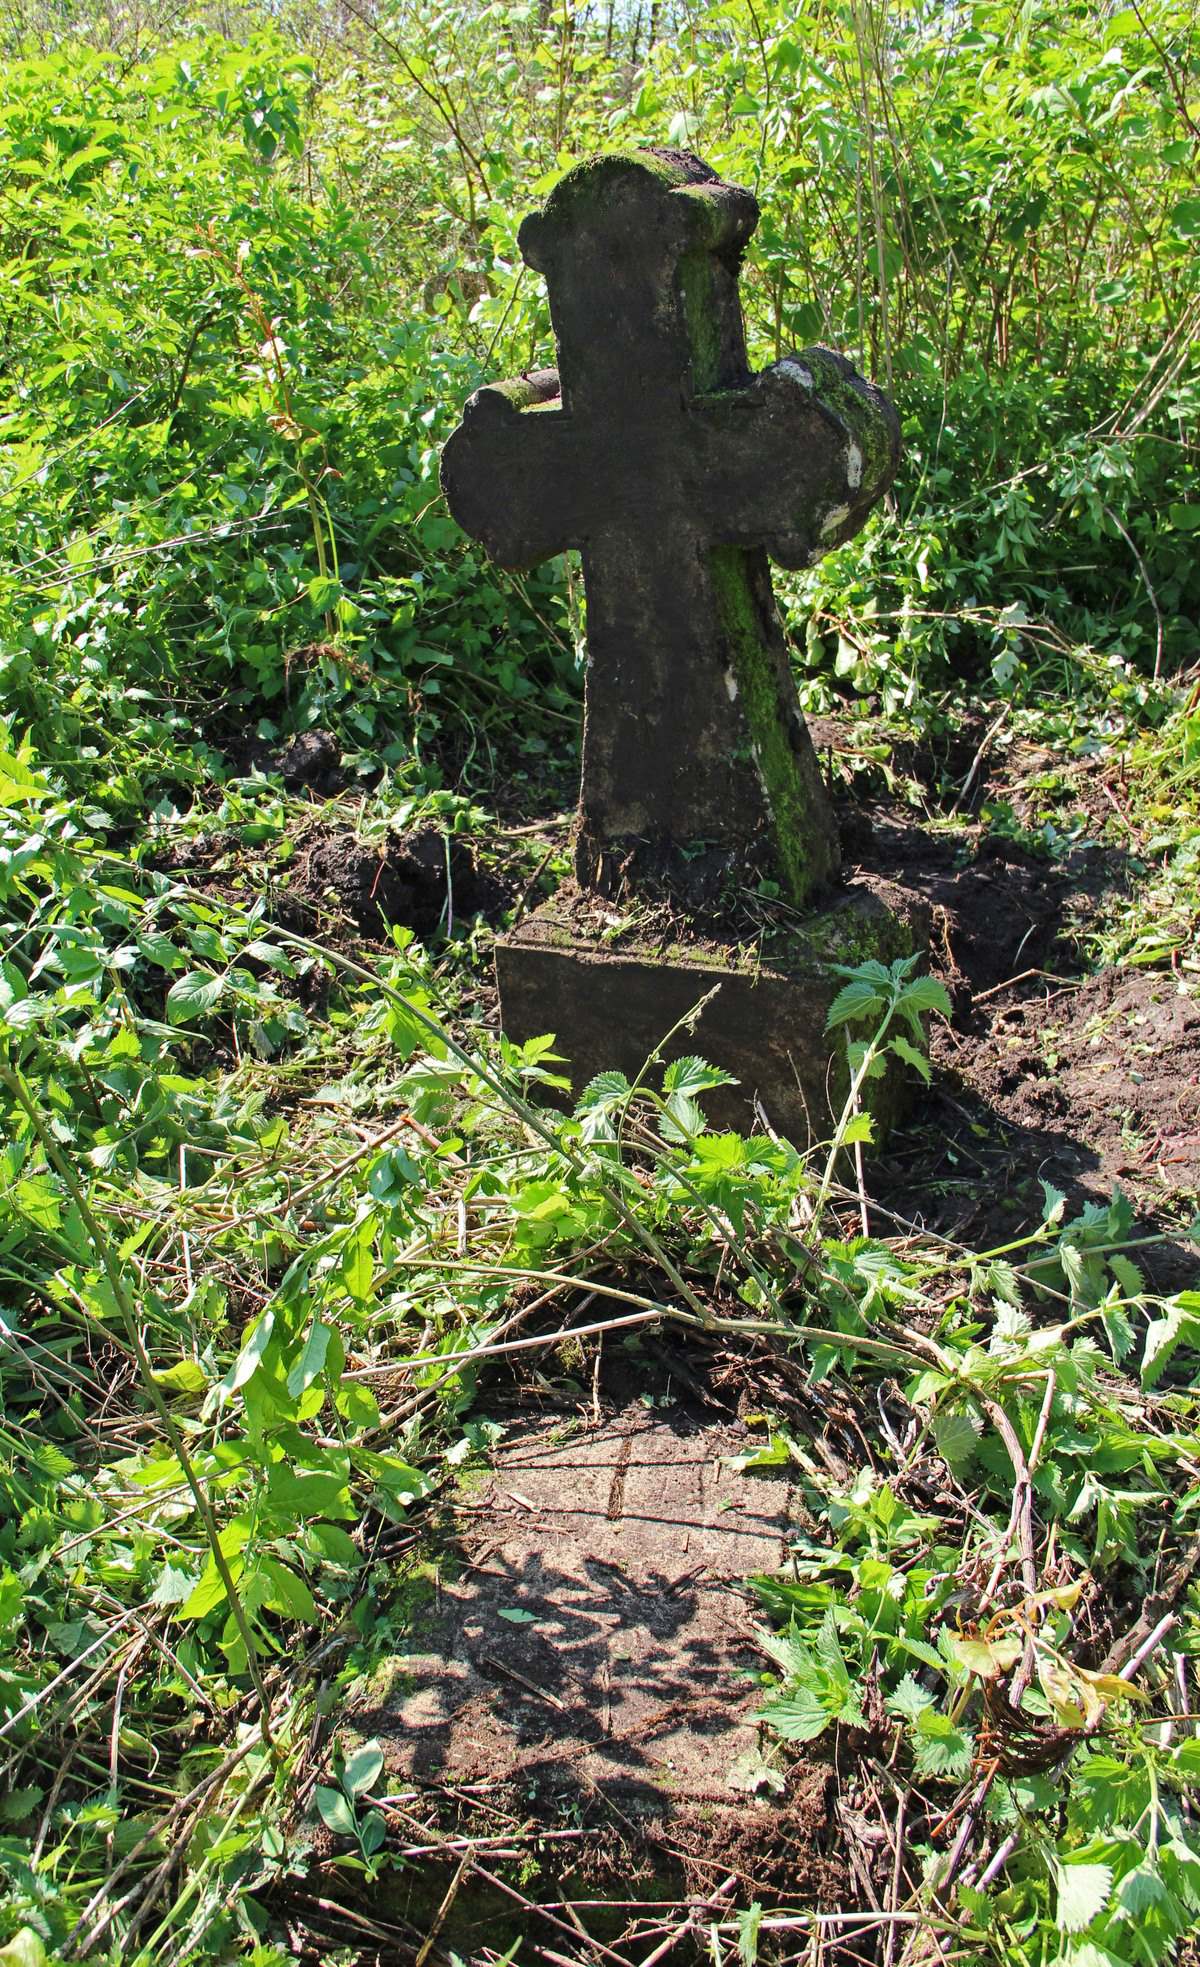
top-left (441, 149), bottom-right (899, 908)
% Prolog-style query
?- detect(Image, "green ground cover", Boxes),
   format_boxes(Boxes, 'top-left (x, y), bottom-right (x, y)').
top-left (0, 0), bottom-right (1198, 1961)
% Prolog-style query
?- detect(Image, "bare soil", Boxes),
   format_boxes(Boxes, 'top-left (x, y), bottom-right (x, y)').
top-left (845, 801), bottom-right (1198, 1277)
top-left (149, 821), bottom-right (507, 945)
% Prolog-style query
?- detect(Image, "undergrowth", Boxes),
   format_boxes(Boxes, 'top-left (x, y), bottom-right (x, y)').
top-left (0, 0), bottom-right (1198, 1961)
top-left (1, 720), bottom-right (1199, 1965)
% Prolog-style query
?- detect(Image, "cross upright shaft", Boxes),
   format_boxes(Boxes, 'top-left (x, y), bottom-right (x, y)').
top-left (442, 148), bottom-right (900, 909)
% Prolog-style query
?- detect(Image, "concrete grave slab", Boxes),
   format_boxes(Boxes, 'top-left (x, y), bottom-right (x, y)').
top-left (360, 1399), bottom-right (793, 1814)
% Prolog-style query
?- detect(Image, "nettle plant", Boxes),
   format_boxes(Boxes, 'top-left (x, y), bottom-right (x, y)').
top-left (743, 1173), bottom-right (1200, 1963)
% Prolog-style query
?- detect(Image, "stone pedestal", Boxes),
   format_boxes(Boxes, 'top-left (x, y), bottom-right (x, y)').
top-left (497, 877), bottom-right (929, 1143)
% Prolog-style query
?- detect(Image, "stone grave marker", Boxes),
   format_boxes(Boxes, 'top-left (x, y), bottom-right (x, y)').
top-left (442, 147), bottom-right (926, 1137)
top-left (343, 1370), bottom-right (841, 1950)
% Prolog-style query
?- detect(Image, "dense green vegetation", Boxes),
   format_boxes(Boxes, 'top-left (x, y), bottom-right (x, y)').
top-left (0, 0), bottom-right (1198, 1962)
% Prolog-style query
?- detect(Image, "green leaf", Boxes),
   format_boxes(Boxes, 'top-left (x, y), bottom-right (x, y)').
top-left (315, 1785), bottom-right (358, 1837)
top-left (257, 1556), bottom-right (318, 1623)
top-left (911, 1707), bottom-right (974, 1778)
top-left (498, 1606), bottom-right (537, 1623)
top-left (889, 1032), bottom-right (931, 1083)
top-left (343, 1742), bottom-right (384, 1796)
top-left (757, 1682), bottom-right (832, 1741)
top-left (841, 1112), bottom-right (875, 1145)
top-left (1056, 1860), bottom-right (1113, 1933)
top-left (932, 1408), bottom-right (980, 1476)
top-left (359, 1807), bottom-right (387, 1854)
top-left (266, 1463), bottom-right (355, 1522)
top-left (887, 1674), bottom-right (935, 1723)
top-left (661, 1055), bottom-right (733, 1095)
top-left (310, 1523), bottom-right (360, 1567)
top-left (1108, 1255), bottom-right (1143, 1298)
top-left (226, 1309), bottom-right (276, 1395)
top-left (1168, 200), bottom-right (1200, 240)
top-left (1142, 1301), bottom-right (1198, 1388)
top-left (287, 1318), bottom-right (334, 1398)
top-left (166, 969), bottom-right (225, 1023)
top-left (898, 975), bottom-right (951, 1021)
top-left (356, 1452), bottom-right (430, 1506)
top-left (825, 979), bottom-right (884, 1031)
top-left (307, 574), bottom-right (343, 610)
top-left (179, 1555), bottom-right (239, 1622)
top-left (152, 1358), bottom-right (207, 1395)
top-left (342, 1228), bottom-right (375, 1305)
top-left (149, 1562), bottom-right (200, 1607)
top-left (577, 1069), bottom-right (630, 1111)
top-left (0, 1930), bottom-right (47, 1967)
top-left (737, 1902), bottom-right (764, 1966)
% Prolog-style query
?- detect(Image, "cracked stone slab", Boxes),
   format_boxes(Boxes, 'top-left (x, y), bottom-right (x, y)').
top-left (354, 1398), bottom-right (796, 1816)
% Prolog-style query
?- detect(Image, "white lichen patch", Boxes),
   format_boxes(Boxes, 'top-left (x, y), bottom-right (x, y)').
top-left (777, 357), bottom-right (814, 390)
top-left (724, 668), bottom-right (739, 702)
top-left (820, 502), bottom-right (851, 539)
top-left (845, 440), bottom-right (863, 490)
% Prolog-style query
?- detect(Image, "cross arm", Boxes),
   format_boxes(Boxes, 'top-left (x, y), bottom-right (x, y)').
top-left (690, 345), bottom-right (900, 568)
top-left (440, 368), bottom-right (578, 570)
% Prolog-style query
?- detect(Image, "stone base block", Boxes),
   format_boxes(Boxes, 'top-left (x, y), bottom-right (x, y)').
top-left (496, 876), bottom-right (930, 1145)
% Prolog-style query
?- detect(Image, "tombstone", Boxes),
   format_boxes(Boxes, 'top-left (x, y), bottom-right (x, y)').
top-left (341, 1367), bottom-right (825, 1951)
top-left (442, 148), bottom-right (926, 1137)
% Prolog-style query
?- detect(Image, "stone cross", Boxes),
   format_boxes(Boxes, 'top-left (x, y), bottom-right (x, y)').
top-left (442, 147), bottom-right (899, 910)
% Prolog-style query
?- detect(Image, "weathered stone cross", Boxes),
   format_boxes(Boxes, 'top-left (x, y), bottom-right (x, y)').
top-left (442, 146), bottom-right (899, 910)
top-left (440, 147), bottom-right (917, 1136)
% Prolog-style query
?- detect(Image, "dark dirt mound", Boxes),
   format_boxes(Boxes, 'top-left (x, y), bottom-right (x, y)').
top-left (297, 827), bottom-right (503, 939)
top-left (843, 808), bottom-right (1132, 999)
top-left (148, 822), bottom-right (508, 945)
top-left (275, 728), bottom-right (345, 793)
top-left (870, 964), bottom-right (1200, 1289)
top-left (803, 735), bottom-right (1197, 1280)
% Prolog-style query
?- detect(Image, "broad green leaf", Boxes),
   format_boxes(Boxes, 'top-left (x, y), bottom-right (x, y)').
top-left (577, 1069), bottom-right (630, 1111)
top-left (0, 1930), bottom-right (47, 1967)
top-left (179, 1552), bottom-right (243, 1622)
top-left (912, 1707), bottom-right (974, 1778)
top-left (166, 969), bottom-right (225, 1023)
top-left (756, 1683), bottom-right (832, 1741)
top-left (898, 975), bottom-right (951, 1021)
top-left (661, 1054), bottom-right (734, 1095)
top-left (342, 1228), bottom-right (375, 1305)
top-left (886, 1674), bottom-right (935, 1722)
top-left (266, 1464), bottom-right (355, 1522)
top-left (287, 1319), bottom-right (334, 1398)
top-left (315, 1785), bottom-right (357, 1838)
top-left (257, 1556), bottom-right (318, 1623)
top-left (889, 1032), bottom-right (931, 1083)
top-left (343, 1742), bottom-right (384, 1796)
top-left (1056, 1860), bottom-right (1114, 1933)
top-left (1168, 200), bottom-right (1200, 240)
top-left (152, 1358), bottom-right (207, 1395)
top-left (149, 1563), bottom-right (200, 1608)
top-left (825, 978), bottom-right (884, 1031)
